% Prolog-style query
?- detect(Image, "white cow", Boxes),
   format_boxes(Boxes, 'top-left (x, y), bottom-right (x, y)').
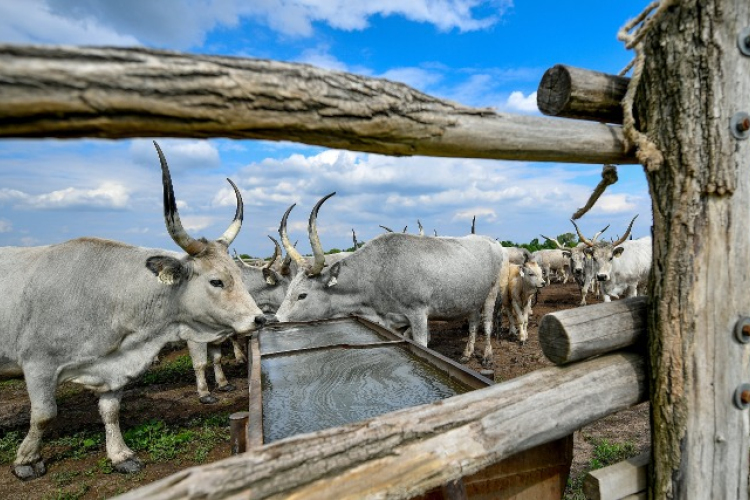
top-left (531, 248), bottom-right (570, 285)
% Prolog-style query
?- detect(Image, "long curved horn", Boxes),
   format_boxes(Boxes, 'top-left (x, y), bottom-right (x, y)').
top-left (612, 215), bottom-right (638, 247)
top-left (592, 224), bottom-right (610, 243)
top-left (540, 234), bottom-right (564, 249)
top-left (471, 215), bottom-right (476, 234)
top-left (570, 219), bottom-right (594, 247)
top-left (234, 249), bottom-right (253, 268)
top-left (308, 192), bottom-right (336, 276)
top-left (265, 235), bottom-right (281, 270)
top-left (379, 225), bottom-right (393, 233)
top-left (279, 203), bottom-right (308, 269)
top-left (154, 141), bottom-right (207, 256)
top-left (216, 178), bottom-right (244, 247)
top-left (352, 228), bottom-right (358, 250)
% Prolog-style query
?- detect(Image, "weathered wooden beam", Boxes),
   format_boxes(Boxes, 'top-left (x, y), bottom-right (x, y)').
top-left (113, 352), bottom-right (647, 500)
top-left (537, 64), bottom-right (630, 124)
top-left (582, 450), bottom-right (649, 500)
top-left (539, 296), bottom-right (648, 365)
top-left (0, 44), bottom-right (637, 165)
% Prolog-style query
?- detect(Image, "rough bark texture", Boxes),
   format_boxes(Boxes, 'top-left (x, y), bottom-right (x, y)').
top-left (0, 45), bottom-right (637, 164)
top-left (537, 64), bottom-right (630, 124)
top-left (635, 1), bottom-right (750, 498)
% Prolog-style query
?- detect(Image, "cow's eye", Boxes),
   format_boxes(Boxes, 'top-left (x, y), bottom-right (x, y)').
top-left (210, 279), bottom-right (224, 288)
top-left (298, 293), bottom-right (307, 300)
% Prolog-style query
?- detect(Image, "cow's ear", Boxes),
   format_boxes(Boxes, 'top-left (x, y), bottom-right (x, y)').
top-left (327, 262), bottom-right (341, 288)
top-left (613, 247), bottom-right (625, 258)
top-left (146, 256), bottom-right (186, 285)
top-left (262, 267), bottom-right (279, 286)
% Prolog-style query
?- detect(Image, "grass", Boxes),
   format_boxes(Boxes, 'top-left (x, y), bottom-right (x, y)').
top-left (564, 437), bottom-right (639, 500)
top-left (138, 354), bottom-right (194, 386)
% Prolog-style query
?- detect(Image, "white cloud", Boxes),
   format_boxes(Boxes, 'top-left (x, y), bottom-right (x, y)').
top-left (591, 194), bottom-right (638, 214)
top-left (505, 91), bottom-right (538, 113)
top-left (130, 139), bottom-right (220, 171)
top-left (0, 0), bottom-right (510, 48)
top-left (180, 215), bottom-right (216, 233)
top-left (0, 219), bottom-right (12, 233)
top-left (0, 182), bottom-right (130, 210)
top-left (379, 67), bottom-right (444, 89)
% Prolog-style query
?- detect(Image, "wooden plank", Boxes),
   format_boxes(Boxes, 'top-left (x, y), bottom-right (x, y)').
top-left (537, 64), bottom-right (630, 124)
top-left (0, 44), bottom-right (637, 165)
top-left (246, 335), bottom-right (263, 449)
top-left (582, 450), bottom-right (649, 500)
top-left (112, 352), bottom-right (647, 500)
top-left (538, 297), bottom-right (648, 365)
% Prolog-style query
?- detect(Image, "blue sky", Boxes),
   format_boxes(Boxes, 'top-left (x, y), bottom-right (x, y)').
top-left (0, 0), bottom-right (653, 257)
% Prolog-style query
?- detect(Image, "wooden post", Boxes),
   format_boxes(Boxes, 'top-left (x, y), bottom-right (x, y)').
top-left (537, 64), bottom-right (630, 124)
top-left (635, 1), bottom-right (750, 498)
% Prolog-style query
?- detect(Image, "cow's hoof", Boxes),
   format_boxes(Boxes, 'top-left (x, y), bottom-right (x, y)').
top-left (217, 383), bottom-right (236, 392)
top-left (481, 360), bottom-right (495, 370)
top-left (199, 395), bottom-right (219, 404)
top-left (13, 460), bottom-right (46, 480)
top-left (459, 355), bottom-right (470, 364)
top-left (113, 457), bottom-right (144, 474)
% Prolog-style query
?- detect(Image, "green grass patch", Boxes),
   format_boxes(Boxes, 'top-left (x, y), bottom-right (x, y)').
top-left (0, 431), bottom-right (23, 464)
top-left (48, 430), bottom-right (105, 461)
top-left (42, 482), bottom-right (91, 500)
top-left (564, 437), bottom-right (639, 500)
top-left (124, 419), bottom-right (195, 462)
top-left (0, 378), bottom-right (25, 389)
top-left (139, 354), bottom-right (193, 386)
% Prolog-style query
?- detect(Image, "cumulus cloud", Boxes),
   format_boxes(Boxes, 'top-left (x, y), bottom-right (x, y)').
top-left (591, 194), bottom-right (638, 214)
top-left (0, 183), bottom-right (130, 210)
top-left (0, 0), bottom-right (511, 48)
top-left (130, 139), bottom-right (221, 171)
top-left (505, 91), bottom-right (538, 113)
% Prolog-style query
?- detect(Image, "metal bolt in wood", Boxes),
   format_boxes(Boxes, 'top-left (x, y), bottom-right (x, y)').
top-left (730, 112), bottom-right (750, 140)
top-left (739, 27), bottom-right (750, 56)
top-left (734, 317), bottom-right (750, 344)
top-left (734, 384), bottom-right (750, 410)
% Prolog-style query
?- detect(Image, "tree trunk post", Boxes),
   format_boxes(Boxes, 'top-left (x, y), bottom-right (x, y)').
top-left (636, 1), bottom-right (750, 498)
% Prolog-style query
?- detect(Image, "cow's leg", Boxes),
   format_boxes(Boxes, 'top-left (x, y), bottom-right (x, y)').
top-left (460, 311), bottom-right (480, 363)
top-left (211, 343), bottom-right (235, 393)
top-left (99, 391), bottom-right (142, 474)
top-left (512, 300), bottom-right (526, 344)
top-left (407, 312), bottom-right (430, 348)
top-left (187, 340), bottom-right (217, 404)
top-left (479, 286), bottom-right (499, 367)
top-left (229, 335), bottom-right (246, 364)
top-left (14, 366), bottom-right (56, 479)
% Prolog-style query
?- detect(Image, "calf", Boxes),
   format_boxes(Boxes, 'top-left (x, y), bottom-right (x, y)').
top-left (498, 256), bottom-right (547, 343)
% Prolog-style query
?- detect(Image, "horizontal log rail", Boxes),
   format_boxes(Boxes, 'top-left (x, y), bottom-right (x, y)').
top-left (539, 296), bottom-right (648, 365)
top-left (0, 44), bottom-right (637, 164)
top-left (113, 352), bottom-right (647, 500)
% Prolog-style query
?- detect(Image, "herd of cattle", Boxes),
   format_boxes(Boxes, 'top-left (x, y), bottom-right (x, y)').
top-left (0, 141), bottom-right (652, 480)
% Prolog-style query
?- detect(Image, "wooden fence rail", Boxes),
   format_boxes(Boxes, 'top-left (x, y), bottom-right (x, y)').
top-left (114, 352), bottom-right (647, 500)
top-left (0, 44), bottom-right (637, 165)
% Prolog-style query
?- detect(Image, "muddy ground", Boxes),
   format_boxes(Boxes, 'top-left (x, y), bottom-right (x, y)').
top-left (0, 280), bottom-right (649, 499)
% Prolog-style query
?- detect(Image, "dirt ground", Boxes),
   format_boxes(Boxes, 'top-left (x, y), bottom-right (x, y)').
top-left (0, 280), bottom-right (650, 499)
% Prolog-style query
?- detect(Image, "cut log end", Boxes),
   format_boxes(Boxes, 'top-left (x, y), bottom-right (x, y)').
top-left (537, 64), bottom-right (572, 117)
top-left (538, 314), bottom-right (571, 365)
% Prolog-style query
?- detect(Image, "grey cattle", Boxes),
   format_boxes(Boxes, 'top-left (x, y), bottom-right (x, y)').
top-left (543, 226), bottom-right (608, 306)
top-left (0, 142), bottom-right (264, 480)
top-left (503, 246), bottom-right (532, 265)
top-left (274, 193), bottom-right (509, 367)
top-left (598, 236), bottom-right (652, 301)
top-left (573, 216), bottom-right (646, 302)
top-left (530, 248), bottom-right (570, 285)
top-left (186, 237), bottom-right (291, 404)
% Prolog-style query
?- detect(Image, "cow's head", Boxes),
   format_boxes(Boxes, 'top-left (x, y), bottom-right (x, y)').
top-left (274, 193), bottom-right (350, 322)
top-left (574, 216), bottom-right (637, 283)
top-left (235, 236), bottom-right (291, 313)
top-left (148, 141), bottom-right (264, 339)
top-left (518, 252), bottom-right (546, 290)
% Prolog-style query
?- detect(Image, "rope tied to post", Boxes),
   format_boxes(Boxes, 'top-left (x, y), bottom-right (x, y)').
top-left (572, 164), bottom-right (618, 220)
top-left (617, 0), bottom-right (675, 172)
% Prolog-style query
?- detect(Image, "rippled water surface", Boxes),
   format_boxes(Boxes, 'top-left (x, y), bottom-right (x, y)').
top-left (260, 322), bottom-right (474, 443)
